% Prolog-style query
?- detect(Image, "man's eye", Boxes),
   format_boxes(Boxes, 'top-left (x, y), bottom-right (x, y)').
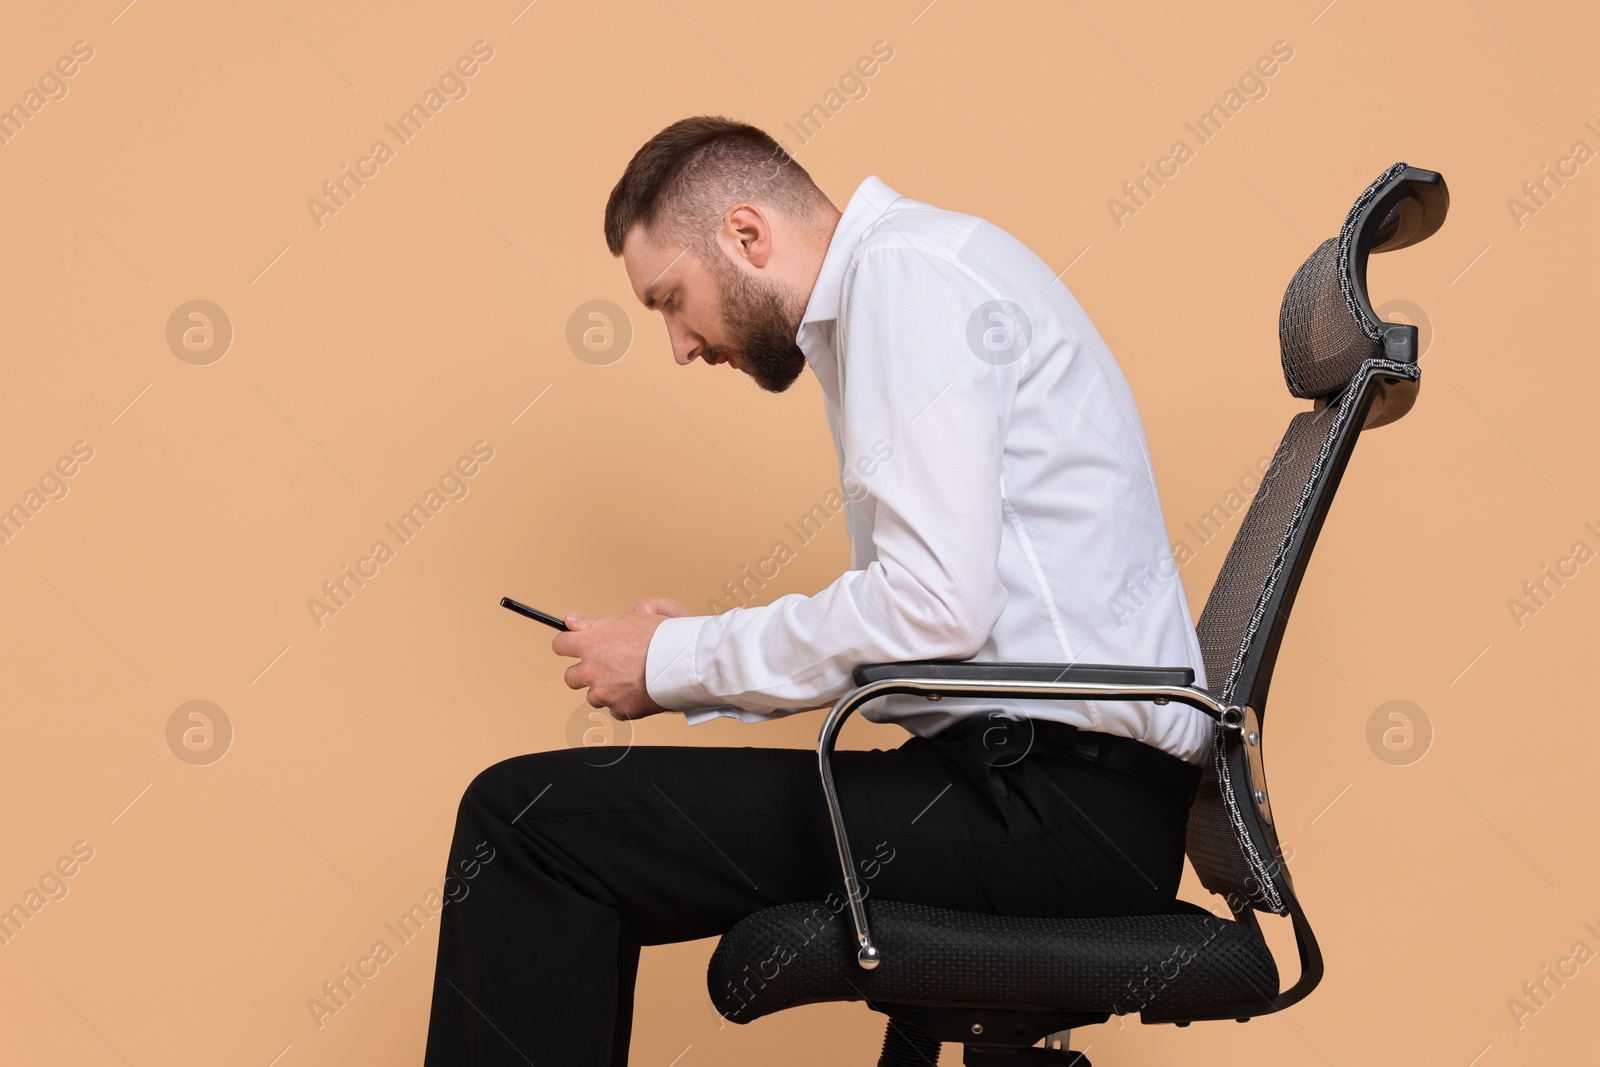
top-left (663, 294), bottom-right (676, 310)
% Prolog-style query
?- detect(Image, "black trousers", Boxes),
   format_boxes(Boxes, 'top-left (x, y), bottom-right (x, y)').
top-left (422, 722), bottom-right (1194, 1065)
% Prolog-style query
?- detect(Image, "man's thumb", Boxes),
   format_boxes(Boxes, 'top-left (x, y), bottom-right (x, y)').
top-left (565, 612), bottom-right (589, 630)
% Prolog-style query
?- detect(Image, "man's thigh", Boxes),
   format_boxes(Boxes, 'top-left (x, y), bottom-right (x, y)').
top-left (456, 739), bottom-right (986, 946)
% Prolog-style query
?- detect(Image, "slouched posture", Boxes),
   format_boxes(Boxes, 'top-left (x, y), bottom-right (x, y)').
top-left (424, 116), bottom-right (1206, 1066)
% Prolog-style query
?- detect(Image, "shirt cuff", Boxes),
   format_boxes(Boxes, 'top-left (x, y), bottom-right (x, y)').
top-left (645, 613), bottom-right (807, 726)
top-left (645, 614), bottom-right (715, 711)
top-left (681, 705), bottom-right (744, 726)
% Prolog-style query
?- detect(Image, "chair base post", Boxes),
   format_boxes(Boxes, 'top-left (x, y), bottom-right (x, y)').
top-left (878, 1019), bottom-right (941, 1065)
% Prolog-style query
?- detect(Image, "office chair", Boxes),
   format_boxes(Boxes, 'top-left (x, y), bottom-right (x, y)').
top-left (706, 162), bottom-right (1448, 1064)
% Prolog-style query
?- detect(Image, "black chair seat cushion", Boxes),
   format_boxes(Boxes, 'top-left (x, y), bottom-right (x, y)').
top-left (707, 899), bottom-right (1279, 1024)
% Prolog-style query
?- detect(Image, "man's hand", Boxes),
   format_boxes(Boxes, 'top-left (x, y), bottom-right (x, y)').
top-left (551, 599), bottom-right (686, 719)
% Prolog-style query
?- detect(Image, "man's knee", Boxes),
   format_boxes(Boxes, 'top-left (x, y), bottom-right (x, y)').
top-left (457, 748), bottom-right (591, 827)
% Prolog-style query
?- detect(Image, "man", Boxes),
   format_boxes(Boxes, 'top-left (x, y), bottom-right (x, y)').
top-left (424, 116), bottom-right (1209, 1066)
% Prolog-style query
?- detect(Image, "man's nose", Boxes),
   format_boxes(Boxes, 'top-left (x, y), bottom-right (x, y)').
top-left (668, 324), bottom-right (702, 365)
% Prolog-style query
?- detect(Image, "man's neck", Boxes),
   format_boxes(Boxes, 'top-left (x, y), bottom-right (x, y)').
top-left (792, 203), bottom-right (844, 310)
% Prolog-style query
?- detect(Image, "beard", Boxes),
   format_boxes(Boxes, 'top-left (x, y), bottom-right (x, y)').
top-left (701, 255), bottom-right (808, 393)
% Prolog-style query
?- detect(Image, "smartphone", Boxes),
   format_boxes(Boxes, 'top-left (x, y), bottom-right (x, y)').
top-left (500, 596), bottom-right (569, 631)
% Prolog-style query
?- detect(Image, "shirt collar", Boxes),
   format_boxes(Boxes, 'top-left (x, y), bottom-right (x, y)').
top-left (800, 175), bottom-right (903, 331)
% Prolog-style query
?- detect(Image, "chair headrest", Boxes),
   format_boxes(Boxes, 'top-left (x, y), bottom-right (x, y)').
top-left (1279, 163), bottom-right (1449, 399)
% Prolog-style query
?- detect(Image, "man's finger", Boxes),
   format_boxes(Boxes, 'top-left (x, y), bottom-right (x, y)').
top-left (563, 663), bottom-right (587, 691)
top-left (551, 631), bottom-right (580, 658)
top-left (566, 612), bottom-right (592, 630)
top-left (586, 690), bottom-right (606, 709)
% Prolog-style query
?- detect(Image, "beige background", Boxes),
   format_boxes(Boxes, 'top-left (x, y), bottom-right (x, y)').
top-left (1, 0), bottom-right (1595, 1064)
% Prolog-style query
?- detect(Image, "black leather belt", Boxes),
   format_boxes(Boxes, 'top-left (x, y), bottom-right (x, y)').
top-left (932, 717), bottom-right (1203, 807)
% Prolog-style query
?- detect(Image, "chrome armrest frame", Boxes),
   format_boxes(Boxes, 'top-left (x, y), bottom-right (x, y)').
top-left (816, 675), bottom-right (1241, 969)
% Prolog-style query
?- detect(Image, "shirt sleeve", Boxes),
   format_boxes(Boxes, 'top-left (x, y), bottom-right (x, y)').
top-left (646, 246), bottom-right (1015, 720)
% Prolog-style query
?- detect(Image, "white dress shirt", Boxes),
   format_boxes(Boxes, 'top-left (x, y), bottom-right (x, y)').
top-left (645, 176), bottom-right (1212, 764)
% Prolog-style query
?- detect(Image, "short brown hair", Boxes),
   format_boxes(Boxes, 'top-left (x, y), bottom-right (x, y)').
top-left (603, 116), bottom-right (829, 256)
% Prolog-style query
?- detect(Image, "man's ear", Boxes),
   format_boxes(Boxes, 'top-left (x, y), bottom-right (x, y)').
top-left (724, 204), bottom-right (772, 268)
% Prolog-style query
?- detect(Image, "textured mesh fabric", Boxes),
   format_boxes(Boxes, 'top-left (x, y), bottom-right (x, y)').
top-left (1194, 407), bottom-right (1338, 702)
top-left (1185, 407), bottom-right (1339, 914)
top-left (1279, 240), bottom-right (1380, 398)
top-left (1373, 202), bottom-right (1403, 246)
top-left (1186, 356), bottom-right (1420, 913)
top-left (708, 900), bottom-right (1279, 1024)
top-left (1279, 162), bottom-right (1409, 398)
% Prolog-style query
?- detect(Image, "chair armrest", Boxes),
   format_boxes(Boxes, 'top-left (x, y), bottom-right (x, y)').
top-left (817, 662), bottom-right (1241, 971)
top-left (853, 659), bottom-right (1195, 689)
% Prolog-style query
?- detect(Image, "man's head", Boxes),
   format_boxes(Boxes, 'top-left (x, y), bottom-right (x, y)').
top-left (604, 117), bottom-right (839, 392)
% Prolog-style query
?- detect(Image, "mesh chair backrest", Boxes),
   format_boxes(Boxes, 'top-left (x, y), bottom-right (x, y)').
top-left (1183, 163), bottom-right (1446, 914)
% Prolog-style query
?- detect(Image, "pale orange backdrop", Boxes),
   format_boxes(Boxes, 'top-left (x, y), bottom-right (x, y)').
top-left (1, 1), bottom-right (1595, 1064)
